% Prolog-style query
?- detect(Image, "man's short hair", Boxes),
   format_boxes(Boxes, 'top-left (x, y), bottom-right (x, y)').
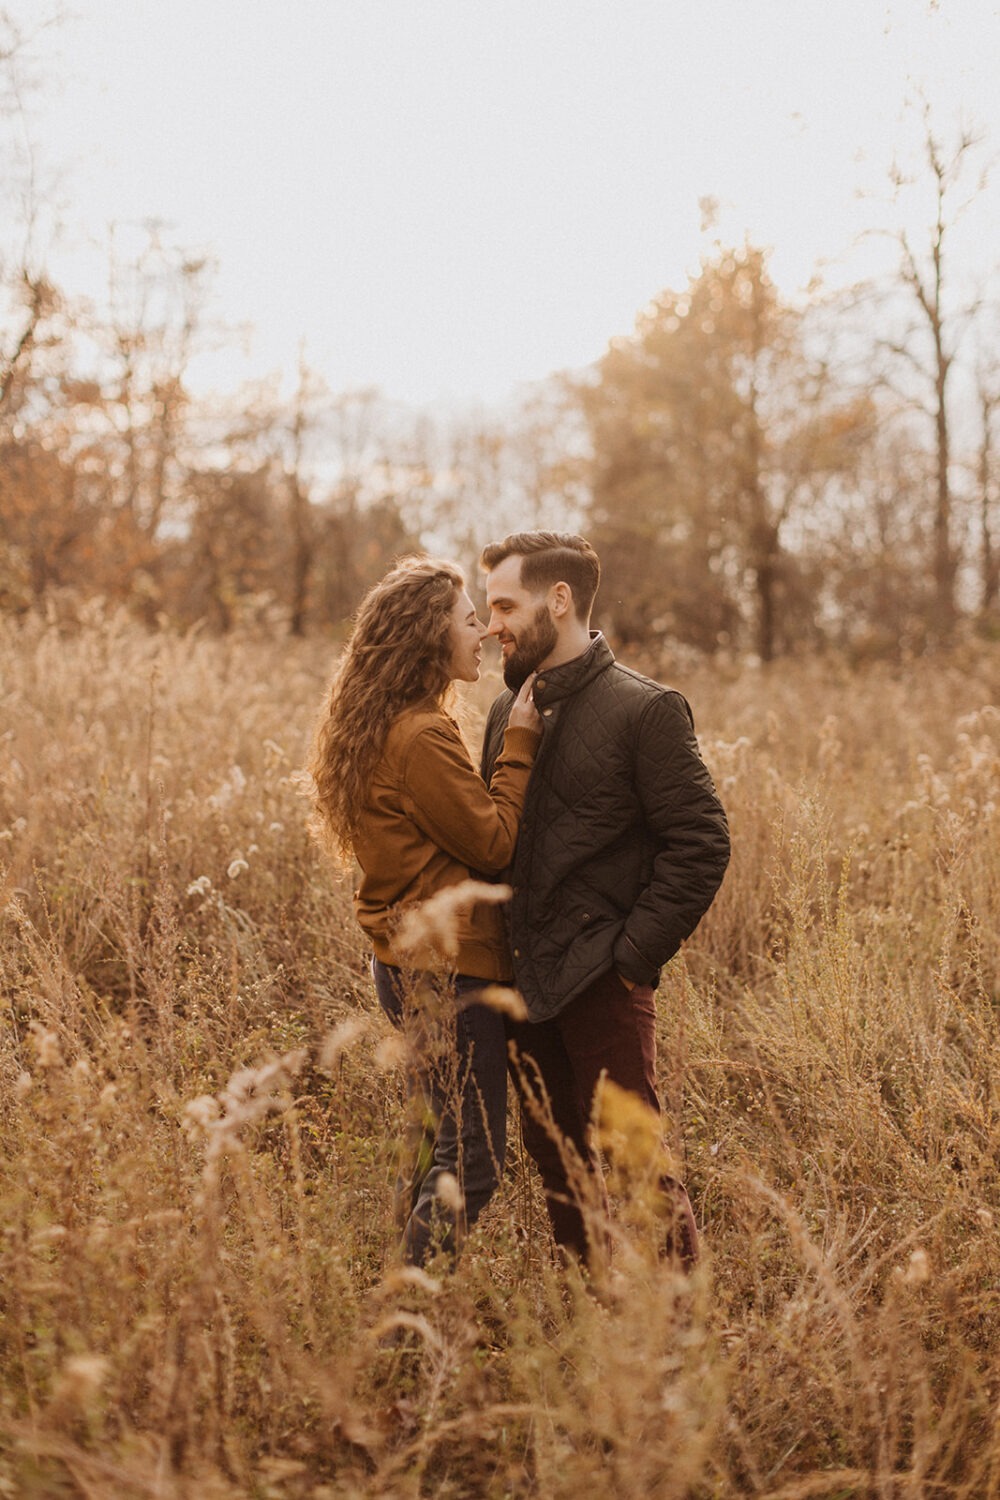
top-left (480, 532), bottom-right (601, 622)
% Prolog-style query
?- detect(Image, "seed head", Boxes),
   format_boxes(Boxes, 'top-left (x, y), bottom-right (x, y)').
top-left (33, 1028), bottom-right (62, 1069)
top-left (594, 1077), bottom-right (677, 1175)
top-left (475, 985), bottom-right (528, 1020)
top-left (903, 1247), bottom-right (931, 1285)
top-left (435, 1172), bottom-right (464, 1215)
top-left (395, 879), bottom-right (512, 962)
top-left (374, 1032), bottom-right (409, 1071)
top-left (54, 1354), bottom-right (109, 1409)
top-left (319, 1017), bottom-right (368, 1072)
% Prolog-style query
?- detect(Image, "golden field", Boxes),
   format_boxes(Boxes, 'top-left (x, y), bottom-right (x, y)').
top-left (2, 608), bottom-right (1000, 1499)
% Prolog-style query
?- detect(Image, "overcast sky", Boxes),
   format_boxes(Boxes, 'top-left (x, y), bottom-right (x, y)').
top-left (14, 0), bottom-right (1000, 407)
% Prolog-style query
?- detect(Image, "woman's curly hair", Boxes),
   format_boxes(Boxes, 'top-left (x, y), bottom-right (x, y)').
top-left (308, 556), bottom-right (464, 859)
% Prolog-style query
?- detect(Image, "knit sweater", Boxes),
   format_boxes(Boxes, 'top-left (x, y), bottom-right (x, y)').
top-left (352, 701), bottom-right (539, 979)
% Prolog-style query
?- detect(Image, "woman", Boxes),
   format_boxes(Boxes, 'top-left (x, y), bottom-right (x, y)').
top-left (309, 557), bottom-right (540, 1265)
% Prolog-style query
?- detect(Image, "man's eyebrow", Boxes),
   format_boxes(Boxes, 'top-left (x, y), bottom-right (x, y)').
top-left (488, 593), bottom-right (514, 607)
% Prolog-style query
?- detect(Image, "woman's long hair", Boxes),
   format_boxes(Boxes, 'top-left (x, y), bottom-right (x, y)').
top-left (308, 556), bottom-right (464, 859)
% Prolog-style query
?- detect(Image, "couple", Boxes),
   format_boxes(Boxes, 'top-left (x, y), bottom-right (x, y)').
top-left (309, 531), bottom-right (730, 1273)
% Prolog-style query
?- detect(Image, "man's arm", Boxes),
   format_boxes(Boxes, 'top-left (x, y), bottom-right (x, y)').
top-left (612, 690), bottom-right (730, 986)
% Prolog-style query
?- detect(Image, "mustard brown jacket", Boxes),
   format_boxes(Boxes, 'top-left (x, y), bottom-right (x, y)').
top-left (353, 702), bottom-right (540, 980)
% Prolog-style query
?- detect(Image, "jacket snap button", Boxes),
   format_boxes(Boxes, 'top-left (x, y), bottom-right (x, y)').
top-left (514, 948), bottom-right (520, 958)
top-left (543, 708), bottom-right (553, 717)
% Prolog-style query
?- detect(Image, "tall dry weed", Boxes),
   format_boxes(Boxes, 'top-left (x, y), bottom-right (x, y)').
top-left (2, 611), bottom-right (1000, 1496)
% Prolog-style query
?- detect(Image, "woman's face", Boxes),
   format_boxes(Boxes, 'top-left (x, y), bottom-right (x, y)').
top-left (447, 589), bottom-right (487, 683)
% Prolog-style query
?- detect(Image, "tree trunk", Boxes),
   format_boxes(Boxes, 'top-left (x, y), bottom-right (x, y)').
top-left (288, 470), bottom-right (311, 637)
top-left (932, 350), bottom-right (955, 636)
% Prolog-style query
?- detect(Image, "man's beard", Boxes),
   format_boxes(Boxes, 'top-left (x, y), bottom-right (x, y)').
top-left (502, 605), bottom-right (558, 691)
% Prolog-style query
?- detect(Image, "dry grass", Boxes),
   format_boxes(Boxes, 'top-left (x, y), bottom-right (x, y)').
top-left (2, 607), bottom-right (1000, 1498)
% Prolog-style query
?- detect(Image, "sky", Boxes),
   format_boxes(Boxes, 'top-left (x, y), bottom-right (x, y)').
top-left (11, 0), bottom-right (1000, 409)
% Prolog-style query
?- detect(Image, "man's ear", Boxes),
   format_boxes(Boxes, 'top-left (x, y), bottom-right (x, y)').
top-left (549, 581), bottom-right (573, 619)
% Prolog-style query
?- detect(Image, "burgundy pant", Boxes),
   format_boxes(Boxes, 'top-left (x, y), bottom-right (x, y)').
top-left (506, 968), bottom-right (699, 1269)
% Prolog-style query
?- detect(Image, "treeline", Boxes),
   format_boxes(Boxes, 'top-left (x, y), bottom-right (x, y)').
top-left (1, 112), bottom-right (998, 657)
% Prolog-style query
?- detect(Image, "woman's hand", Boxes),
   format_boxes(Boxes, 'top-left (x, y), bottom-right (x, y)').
top-left (508, 673), bottom-right (542, 733)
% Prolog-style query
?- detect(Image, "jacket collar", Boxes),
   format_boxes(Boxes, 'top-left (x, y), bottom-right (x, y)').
top-left (532, 632), bottom-right (614, 706)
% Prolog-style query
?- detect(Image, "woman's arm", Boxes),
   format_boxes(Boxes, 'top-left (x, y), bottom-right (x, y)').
top-left (401, 690), bottom-right (539, 873)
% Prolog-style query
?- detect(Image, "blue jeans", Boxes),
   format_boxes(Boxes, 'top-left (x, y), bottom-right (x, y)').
top-left (372, 958), bottom-right (508, 1266)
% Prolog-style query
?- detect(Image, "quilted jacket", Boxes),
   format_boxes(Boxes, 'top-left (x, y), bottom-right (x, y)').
top-left (480, 633), bottom-right (730, 1021)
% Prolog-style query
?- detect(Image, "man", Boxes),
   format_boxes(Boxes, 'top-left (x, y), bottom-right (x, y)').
top-left (479, 531), bottom-right (730, 1270)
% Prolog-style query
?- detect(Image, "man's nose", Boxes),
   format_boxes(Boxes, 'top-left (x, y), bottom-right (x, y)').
top-left (486, 612), bottom-right (504, 636)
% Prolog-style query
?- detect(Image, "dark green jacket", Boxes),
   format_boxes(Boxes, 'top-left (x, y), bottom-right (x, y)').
top-left (480, 634), bottom-right (730, 1022)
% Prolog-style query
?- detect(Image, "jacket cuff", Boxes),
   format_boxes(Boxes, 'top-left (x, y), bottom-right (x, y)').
top-left (500, 725), bottom-right (542, 764)
top-left (612, 932), bottom-right (661, 988)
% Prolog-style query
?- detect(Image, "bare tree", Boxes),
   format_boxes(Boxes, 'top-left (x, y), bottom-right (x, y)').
top-left (973, 356), bottom-right (1000, 619)
top-left (0, 6), bottom-right (63, 423)
top-left (881, 104), bottom-right (993, 636)
top-left (98, 224), bottom-right (214, 539)
top-left (285, 350), bottom-right (327, 636)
